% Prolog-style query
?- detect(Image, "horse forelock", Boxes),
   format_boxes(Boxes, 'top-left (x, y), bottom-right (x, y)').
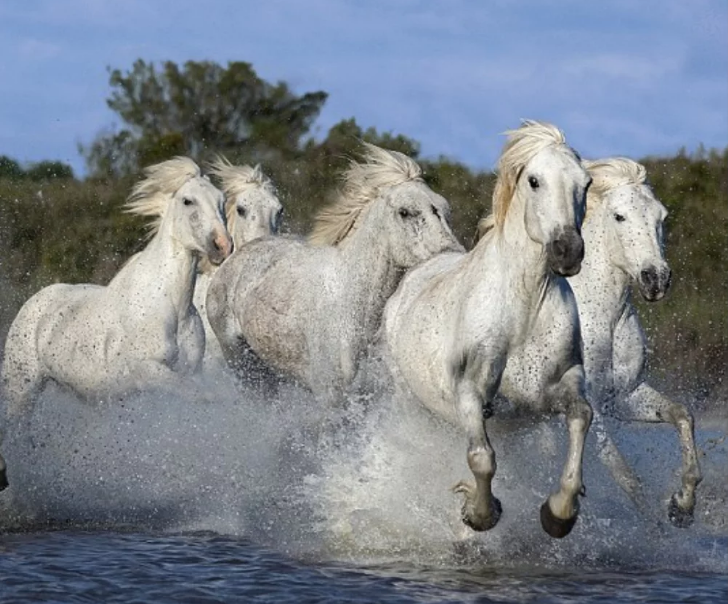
top-left (207, 155), bottom-right (277, 231)
top-left (125, 156), bottom-right (203, 235)
top-left (491, 120), bottom-right (568, 229)
top-left (308, 142), bottom-right (423, 246)
top-left (582, 157), bottom-right (648, 222)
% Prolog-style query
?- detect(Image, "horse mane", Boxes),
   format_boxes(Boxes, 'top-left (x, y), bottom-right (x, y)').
top-left (582, 157), bottom-right (648, 222)
top-left (475, 120), bottom-right (569, 241)
top-left (207, 155), bottom-right (276, 230)
top-left (308, 142), bottom-right (423, 246)
top-left (125, 156), bottom-right (202, 235)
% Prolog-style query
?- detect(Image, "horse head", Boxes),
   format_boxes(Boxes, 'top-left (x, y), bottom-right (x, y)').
top-left (492, 121), bottom-right (590, 277)
top-left (126, 157), bottom-right (232, 266)
top-left (174, 175), bottom-right (232, 265)
top-left (208, 157), bottom-right (283, 249)
top-left (584, 158), bottom-right (670, 301)
top-left (309, 142), bottom-right (463, 267)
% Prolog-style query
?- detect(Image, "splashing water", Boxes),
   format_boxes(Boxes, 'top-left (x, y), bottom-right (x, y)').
top-left (1, 362), bottom-right (726, 575)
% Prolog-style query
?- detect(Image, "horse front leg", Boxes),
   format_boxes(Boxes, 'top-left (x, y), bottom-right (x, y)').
top-left (542, 365), bottom-right (593, 538)
top-left (452, 378), bottom-right (502, 531)
top-left (623, 382), bottom-right (701, 528)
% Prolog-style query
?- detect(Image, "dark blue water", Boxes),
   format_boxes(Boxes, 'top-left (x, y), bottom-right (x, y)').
top-left (1, 383), bottom-right (726, 602)
top-left (0, 530), bottom-right (725, 603)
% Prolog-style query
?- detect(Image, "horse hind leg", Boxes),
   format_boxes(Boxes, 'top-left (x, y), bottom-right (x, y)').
top-left (592, 409), bottom-right (647, 510)
top-left (623, 382), bottom-right (702, 528)
top-left (452, 379), bottom-right (502, 531)
top-left (542, 366), bottom-right (593, 538)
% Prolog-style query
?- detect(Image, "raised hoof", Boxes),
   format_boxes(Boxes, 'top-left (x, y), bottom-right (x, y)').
top-left (667, 494), bottom-right (694, 529)
top-left (462, 497), bottom-right (502, 532)
top-left (540, 501), bottom-right (577, 539)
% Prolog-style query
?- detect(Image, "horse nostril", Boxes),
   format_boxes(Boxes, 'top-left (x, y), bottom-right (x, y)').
top-left (641, 268), bottom-right (661, 289)
top-left (552, 239), bottom-right (566, 258)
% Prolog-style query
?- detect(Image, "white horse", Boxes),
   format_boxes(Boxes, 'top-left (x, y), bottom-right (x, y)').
top-left (383, 121), bottom-right (592, 538)
top-left (206, 142), bottom-right (463, 404)
top-left (569, 158), bottom-right (701, 526)
top-left (193, 157), bottom-right (282, 367)
top-left (473, 157), bottom-right (702, 528)
top-left (1, 157), bottom-right (232, 418)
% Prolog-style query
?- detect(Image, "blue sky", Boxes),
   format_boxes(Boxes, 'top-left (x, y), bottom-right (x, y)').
top-left (1, 0), bottom-right (726, 176)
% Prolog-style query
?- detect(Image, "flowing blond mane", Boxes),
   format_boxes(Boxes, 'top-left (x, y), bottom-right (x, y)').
top-left (125, 156), bottom-right (202, 235)
top-left (582, 157), bottom-right (648, 222)
top-left (471, 120), bottom-right (569, 244)
top-left (308, 142), bottom-right (423, 246)
top-left (207, 155), bottom-right (276, 230)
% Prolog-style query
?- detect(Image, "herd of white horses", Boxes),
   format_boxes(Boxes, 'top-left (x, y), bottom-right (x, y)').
top-left (0, 120), bottom-right (702, 539)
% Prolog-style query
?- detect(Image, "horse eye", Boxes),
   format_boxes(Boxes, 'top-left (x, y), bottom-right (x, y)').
top-left (431, 205), bottom-right (441, 219)
top-left (528, 176), bottom-right (540, 190)
top-left (399, 208), bottom-right (411, 219)
top-left (237, 206), bottom-right (247, 217)
top-left (614, 213), bottom-right (626, 223)
top-left (183, 198), bottom-right (194, 206)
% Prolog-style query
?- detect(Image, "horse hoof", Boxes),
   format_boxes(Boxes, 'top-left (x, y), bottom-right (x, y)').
top-left (540, 501), bottom-right (577, 539)
top-left (667, 494), bottom-right (694, 529)
top-left (462, 497), bottom-right (502, 532)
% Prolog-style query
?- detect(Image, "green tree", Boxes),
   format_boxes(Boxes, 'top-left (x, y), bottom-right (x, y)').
top-left (25, 161), bottom-right (75, 181)
top-left (81, 60), bottom-right (328, 177)
top-left (0, 155), bottom-right (24, 180)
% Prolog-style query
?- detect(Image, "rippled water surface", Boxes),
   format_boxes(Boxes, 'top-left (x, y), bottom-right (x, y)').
top-left (0, 530), bottom-right (725, 603)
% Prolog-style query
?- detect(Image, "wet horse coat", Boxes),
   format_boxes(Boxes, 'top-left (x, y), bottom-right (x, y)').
top-left (383, 121), bottom-right (592, 537)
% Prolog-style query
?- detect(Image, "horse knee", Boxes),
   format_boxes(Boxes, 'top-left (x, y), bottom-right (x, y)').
top-left (665, 402), bottom-right (693, 429)
top-left (467, 446), bottom-right (495, 480)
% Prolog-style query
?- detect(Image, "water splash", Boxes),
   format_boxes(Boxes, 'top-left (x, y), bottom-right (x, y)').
top-left (1, 365), bottom-right (726, 575)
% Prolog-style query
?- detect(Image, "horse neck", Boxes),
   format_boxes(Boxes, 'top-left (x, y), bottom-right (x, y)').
top-left (338, 212), bottom-right (404, 324)
top-left (126, 215), bottom-right (199, 315)
top-left (471, 190), bottom-right (549, 301)
top-left (570, 212), bottom-right (631, 325)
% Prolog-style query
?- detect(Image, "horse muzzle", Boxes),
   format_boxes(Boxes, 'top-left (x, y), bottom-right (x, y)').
top-left (207, 231), bottom-right (233, 266)
top-left (546, 228), bottom-right (584, 277)
top-left (638, 265), bottom-right (671, 302)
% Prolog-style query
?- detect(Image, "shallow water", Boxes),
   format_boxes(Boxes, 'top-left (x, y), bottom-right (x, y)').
top-left (1, 376), bottom-right (726, 602)
top-left (0, 530), bottom-right (725, 604)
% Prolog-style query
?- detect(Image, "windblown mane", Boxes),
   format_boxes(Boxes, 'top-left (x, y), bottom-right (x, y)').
top-left (582, 157), bottom-right (648, 222)
top-left (476, 121), bottom-right (569, 241)
top-left (125, 156), bottom-right (202, 235)
top-left (207, 155), bottom-right (276, 230)
top-left (308, 142), bottom-right (423, 246)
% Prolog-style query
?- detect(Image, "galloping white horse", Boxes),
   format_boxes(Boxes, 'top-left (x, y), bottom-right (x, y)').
top-left (194, 157), bottom-right (282, 366)
top-left (383, 121), bottom-right (592, 538)
top-left (473, 157), bottom-right (701, 527)
top-left (207, 142), bottom-right (463, 404)
top-left (570, 158), bottom-right (701, 526)
top-left (1, 157), bottom-right (232, 417)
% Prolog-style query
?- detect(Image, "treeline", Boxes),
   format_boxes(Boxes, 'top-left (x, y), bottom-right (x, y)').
top-left (0, 60), bottom-right (725, 406)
